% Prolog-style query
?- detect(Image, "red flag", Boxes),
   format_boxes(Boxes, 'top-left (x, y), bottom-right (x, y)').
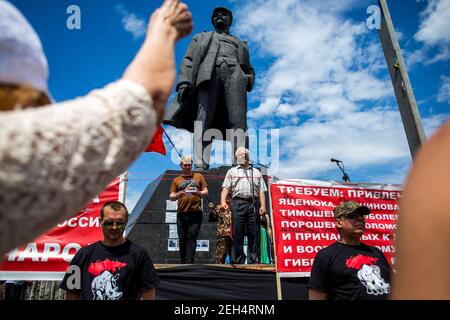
top-left (145, 126), bottom-right (166, 155)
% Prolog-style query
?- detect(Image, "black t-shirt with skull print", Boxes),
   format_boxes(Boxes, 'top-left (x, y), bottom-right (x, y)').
top-left (60, 240), bottom-right (160, 300)
top-left (308, 241), bottom-right (391, 300)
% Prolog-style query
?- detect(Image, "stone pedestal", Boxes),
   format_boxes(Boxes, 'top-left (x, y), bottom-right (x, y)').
top-left (126, 166), bottom-right (270, 264)
top-left (126, 166), bottom-right (229, 263)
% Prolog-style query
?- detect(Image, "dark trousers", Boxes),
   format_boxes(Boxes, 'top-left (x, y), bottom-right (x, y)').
top-left (230, 198), bottom-right (261, 264)
top-left (177, 211), bottom-right (202, 264)
top-left (4, 282), bottom-right (26, 300)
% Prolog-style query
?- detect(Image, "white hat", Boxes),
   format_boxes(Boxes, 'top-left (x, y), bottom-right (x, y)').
top-left (0, 1), bottom-right (49, 94)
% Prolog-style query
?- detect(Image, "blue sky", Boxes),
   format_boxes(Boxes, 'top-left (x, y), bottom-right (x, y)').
top-left (10, 0), bottom-right (450, 211)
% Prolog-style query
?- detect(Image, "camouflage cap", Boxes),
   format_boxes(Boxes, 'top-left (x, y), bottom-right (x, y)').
top-left (333, 201), bottom-right (370, 219)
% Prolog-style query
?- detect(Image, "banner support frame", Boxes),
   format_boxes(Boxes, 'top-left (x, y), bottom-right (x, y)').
top-left (268, 178), bottom-right (283, 300)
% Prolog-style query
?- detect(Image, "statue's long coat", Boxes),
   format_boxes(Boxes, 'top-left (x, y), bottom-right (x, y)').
top-left (163, 31), bottom-right (255, 136)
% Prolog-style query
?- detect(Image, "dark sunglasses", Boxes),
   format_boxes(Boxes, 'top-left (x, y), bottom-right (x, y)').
top-left (102, 220), bottom-right (126, 228)
top-left (343, 212), bottom-right (366, 220)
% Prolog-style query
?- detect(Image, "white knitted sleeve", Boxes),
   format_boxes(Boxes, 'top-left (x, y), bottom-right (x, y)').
top-left (0, 79), bottom-right (156, 255)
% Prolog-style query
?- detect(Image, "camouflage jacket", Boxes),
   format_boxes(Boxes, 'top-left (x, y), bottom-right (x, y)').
top-left (208, 203), bottom-right (231, 238)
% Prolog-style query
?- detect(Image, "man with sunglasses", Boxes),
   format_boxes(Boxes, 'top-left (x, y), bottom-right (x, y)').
top-left (308, 201), bottom-right (391, 300)
top-left (60, 201), bottom-right (160, 300)
top-left (169, 156), bottom-right (208, 263)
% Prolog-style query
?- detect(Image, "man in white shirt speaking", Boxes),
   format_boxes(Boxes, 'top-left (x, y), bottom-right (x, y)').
top-left (220, 147), bottom-right (267, 264)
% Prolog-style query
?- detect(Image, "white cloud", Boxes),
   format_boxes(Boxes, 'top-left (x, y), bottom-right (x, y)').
top-left (235, 0), bottom-right (390, 121)
top-left (344, 71), bottom-right (391, 102)
top-left (273, 109), bottom-right (410, 179)
top-left (365, 164), bottom-right (410, 185)
top-left (233, 0), bottom-right (407, 180)
top-left (268, 111), bottom-right (447, 182)
top-left (161, 0), bottom-right (447, 184)
top-left (437, 76), bottom-right (450, 104)
top-left (405, 46), bottom-right (450, 67)
top-left (125, 189), bottom-right (142, 213)
top-left (163, 126), bottom-right (236, 167)
top-left (427, 46), bottom-right (450, 64)
top-left (163, 126), bottom-right (193, 165)
top-left (413, 0), bottom-right (450, 64)
top-left (415, 0), bottom-right (450, 45)
top-left (423, 112), bottom-right (449, 137)
top-left (115, 4), bottom-right (147, 40)
top-left (231, 0), bottom-right (448, 183)
top-left (404, 47), bottom-right (428, 68)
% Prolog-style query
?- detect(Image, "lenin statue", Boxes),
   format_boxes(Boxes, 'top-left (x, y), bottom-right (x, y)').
top-left (163, 7), bottom-right (255, 171)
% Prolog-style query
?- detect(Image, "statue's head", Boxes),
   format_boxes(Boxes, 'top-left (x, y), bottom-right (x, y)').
top-left (211, 7), bottom-right (233, 32)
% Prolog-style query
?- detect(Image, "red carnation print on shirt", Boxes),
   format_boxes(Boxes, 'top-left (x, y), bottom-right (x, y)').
top-left (88, 259), bottom-right (127, 276)
top-left (88, 259), bottom-right (127, 300)
top-left (346, 254), bottom-right (378, 270)
top-left (345, 254), bottom-right (390, 296)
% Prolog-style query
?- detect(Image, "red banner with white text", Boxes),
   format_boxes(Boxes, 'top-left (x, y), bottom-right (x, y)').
top-left (270, 179), bottom-right (402, 277)
top-left (0, 176), bottom-right (124, 280)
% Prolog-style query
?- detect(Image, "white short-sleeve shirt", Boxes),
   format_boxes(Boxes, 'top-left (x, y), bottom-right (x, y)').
top-left (222, 165), bottom-right (267, 198)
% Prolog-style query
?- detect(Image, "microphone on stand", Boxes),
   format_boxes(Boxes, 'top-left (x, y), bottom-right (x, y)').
top-left (330, 158), bottom-right (351, 182)
top-left (248, 159), bottom-right (269, 168)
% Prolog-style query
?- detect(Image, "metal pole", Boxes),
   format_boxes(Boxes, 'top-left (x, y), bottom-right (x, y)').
top-left (119, 171), bottom-right (128, 204)
top-left (378, 0), bottom-right (426, 159)
top-left (162, 127), bottom-right (182, 159)
top-left (267, 178), bottom-right (283, 300)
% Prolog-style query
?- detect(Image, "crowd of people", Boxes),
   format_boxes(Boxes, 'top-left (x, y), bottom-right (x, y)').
top-left (0, 0), bottom-right (272, 301)
top-left (1, 0), bottom-right (450, 300)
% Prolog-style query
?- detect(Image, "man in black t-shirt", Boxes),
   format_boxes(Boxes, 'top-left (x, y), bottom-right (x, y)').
top-left (60, 201), bottom-right (160, 300)
top-left (308, 201), bottom-right (391, 300)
